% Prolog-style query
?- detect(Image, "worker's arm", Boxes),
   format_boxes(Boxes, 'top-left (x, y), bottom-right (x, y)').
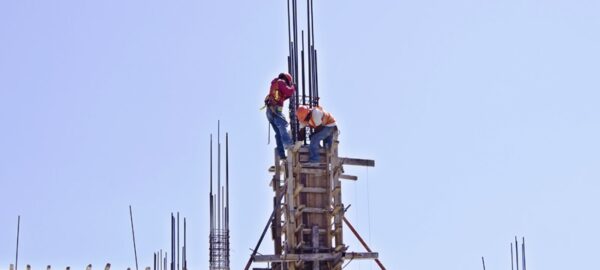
top-left (277, 80), bottom-right (295, 99)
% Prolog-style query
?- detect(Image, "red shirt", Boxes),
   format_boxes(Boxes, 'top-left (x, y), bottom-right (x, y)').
top-left (268, 79), bottom-right (295, 107)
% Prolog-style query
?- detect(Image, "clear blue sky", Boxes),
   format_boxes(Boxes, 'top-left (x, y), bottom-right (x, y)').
top-left (1, 1), bottom-right (599, 269)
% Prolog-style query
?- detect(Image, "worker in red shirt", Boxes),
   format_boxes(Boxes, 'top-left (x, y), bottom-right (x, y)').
top-left (296, 105), bottom-right (338, 167)
top-left (264, 73), bottom-right (296, 159)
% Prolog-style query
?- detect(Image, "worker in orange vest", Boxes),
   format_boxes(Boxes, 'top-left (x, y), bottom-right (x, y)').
top-left (296, 105), bottom-right (338, 167)
top-left (264, 73), bottom-right (296, 159)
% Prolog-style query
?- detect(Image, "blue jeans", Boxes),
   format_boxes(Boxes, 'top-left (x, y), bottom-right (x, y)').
top-left (308, 126), bottom-right (337, 163)
top-left (266, 107), bottom-right (292, 159)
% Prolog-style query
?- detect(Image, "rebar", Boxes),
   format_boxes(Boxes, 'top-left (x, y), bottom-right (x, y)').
top-left (225, 133), bottom-right (229, 232)
top-left (171, 214), bottom-right (175, 270)
top-left (184, 218), bottom-right (187, 270)
top-left (15, 216), bottom-right (20, 270)
top-left (129, 206), bottom-right (139, 270)
top-left (306, 0), bottom-right (313, 109)
top-left (522, 237), bottom-right (526, 270)
top-left (515, 237), bottom-right (519, 270)
top-left (177, 212), bottom-right (180, 270)
top-left (209, 127), bottom-right (231, 270)
top-left (218, 121), bottom-right (221, 232)
top-left (314, 49), bottom-right (319, 106)
top-left (511, 243), bottom-right (514, 270)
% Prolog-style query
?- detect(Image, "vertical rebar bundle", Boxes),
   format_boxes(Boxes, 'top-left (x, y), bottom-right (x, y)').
top-left (510, 236), bottom-right (527, 270)
top-left (287, 0), bottom-right (299, 142)
top-left (209, 123), bottom-right (230, 270)
top-left (287, 0), bottom-right (321, 143)
top-left (156, 213), bottom-right (187, 270)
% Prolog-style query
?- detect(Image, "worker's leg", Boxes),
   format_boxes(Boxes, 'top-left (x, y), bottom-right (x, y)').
top-left (272, 110), bottom-right (293, 147)
top-left (271, 121), bottom-right (285, 158)
top-left (266, 109), bottom-right (286, 158)
top-left (308, 126), bottom-right (335, 163)
top-left (323, 126), bottom-right (338, 150)
top-left (267, 109), bottom-right (292, 158)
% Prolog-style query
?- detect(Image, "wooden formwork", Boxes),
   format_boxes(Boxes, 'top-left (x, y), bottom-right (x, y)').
top-left (260, 134), bottom-right (379, 270)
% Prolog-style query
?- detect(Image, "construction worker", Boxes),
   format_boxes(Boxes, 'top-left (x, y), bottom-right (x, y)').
top-left (296, 105), bottom-right (338, 167)
top-left (264, 73), bottom-right (296, 159)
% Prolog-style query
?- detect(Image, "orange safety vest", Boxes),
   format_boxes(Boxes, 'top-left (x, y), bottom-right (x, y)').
top-left (307, 107), bottom-right (336, 128)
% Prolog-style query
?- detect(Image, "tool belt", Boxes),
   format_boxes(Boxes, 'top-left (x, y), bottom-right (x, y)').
top-left (269, 105), bottom-right (283, 112)
top-left (260, 103), bottom-right (283, 112)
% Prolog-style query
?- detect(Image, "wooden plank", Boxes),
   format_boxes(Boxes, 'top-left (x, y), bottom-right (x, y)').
top-left (340, 157), bottom-right (375, 167)
top-left (302, 207), bottom-right (329, 214)
top-left (339, 174), bottom-right (358, 181)
top-left (332, 206), bottom-right (342, 215)
top-left (302, 228), bottom-right (326, 234)
top-left (312, 226), bottom-right (320, 270)
top-left (294, 184), bottom-right (305, 197)
top-left (286, 155), bottom-right (297, 251)
top-left (299, 187), bottom-right (327, 193)
top-left (299, 168), bottom-right (326, 175)
top-left (331, 134), bottom-right (345, 252)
